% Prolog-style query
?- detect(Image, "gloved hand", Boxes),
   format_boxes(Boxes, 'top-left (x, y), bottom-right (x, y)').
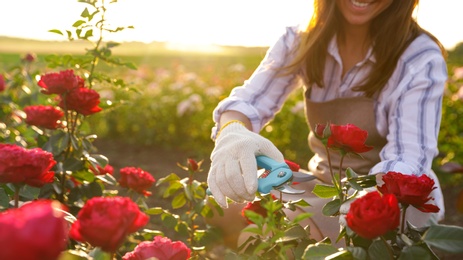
top-left (207, 121), bottom-right (284, 208)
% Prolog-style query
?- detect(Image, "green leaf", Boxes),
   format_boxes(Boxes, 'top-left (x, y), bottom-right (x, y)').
top-left (72, 20), bottom-right (86, 27)
top-left (368, 239), bottom-right (394, 260)
top-left (88, 247), bottom-right (111, 260)
top-left (303, 243), bottom-right (338, 260)
top-left (0, 188), bottom-right (10, 209)
top-left (19, 185), bottom-right (41, 200)
top-left (325, 250), bottom-right (353, 260)
top-left (422, 224), bottom-right (463, 253)
top-left (292, 212), bottom-right (313, 224)
top-left (345, 167), bottom-right (358, 179)
top-left (346, 246), bottom-right (367, 260)
top-left (242, 226), bottom-right (264, 236)
top-left (172, 193), bottom-right (187, 209)
top-left (161, 213), bottom-right (178, 229)
top-left (322, 199), bottom-right (341, 216)
top-left (156, 173), bottom-right (180, 186)
top-left (48, 29), bottom-right (63, 35)
top-left (398, 246), bottom-right (432, 260)
top-left (312, 184), bottom-right (338, 198)
top-left (58, 250), bottom-right (89, 260)
top-left (144, 207), bottom-right (164, 215)
top-left (95, 173), bottom-right (117, 186)
top-left (276, 225), bottom-right (309, 242)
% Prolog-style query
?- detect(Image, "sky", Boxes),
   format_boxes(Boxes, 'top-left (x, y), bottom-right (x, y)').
top-left (0, 0), bottom-right (461, 50)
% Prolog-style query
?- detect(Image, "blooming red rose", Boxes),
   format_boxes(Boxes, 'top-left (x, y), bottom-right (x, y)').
top-left (59, 87), bottom-right (102, 115)
top-left (69, 196), bottom-right (149, 253)
top-left (119, 167), bottom-right (155, 196)
top-left (0, 144), bottom-right (56, 187)
top-left (38, 69), bottom-right (84, 95)
top-left (24, 105), bottom-right (64, 129)
top-left (325, 123), bottom-right (373, 154)
top-left (346, 191), bottom-right (400, 239)
top-left (122, 236), bottom-right (191, 260)
top-left (0, 74), bottom-right (5, 92)
top-left (377, 171), bottom-right (440, 213)
top-left (90, 164), bottom-right (114, 176)
top-left (0, 200), bottom-right (69, 260)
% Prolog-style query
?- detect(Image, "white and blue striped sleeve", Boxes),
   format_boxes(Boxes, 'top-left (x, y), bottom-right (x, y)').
top-left (371, 37), bottom-right (448, 176)
top-left (211, 26), bottom-right (303, 140)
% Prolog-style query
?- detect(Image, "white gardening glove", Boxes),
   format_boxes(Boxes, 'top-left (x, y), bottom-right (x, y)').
top-left (207, 121), bottom-right (284, 208)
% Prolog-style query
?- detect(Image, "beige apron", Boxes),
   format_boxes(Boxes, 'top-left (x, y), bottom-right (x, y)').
top-left (280, 92), bottom-right (387, 245)
top-left (305, 95), bottom-right (387, 183)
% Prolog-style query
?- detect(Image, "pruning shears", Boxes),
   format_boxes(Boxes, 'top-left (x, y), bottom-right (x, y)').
top-left (256, 155), bottom-right (316, 195)
top-left (206, 155), bottom-right (317, 196)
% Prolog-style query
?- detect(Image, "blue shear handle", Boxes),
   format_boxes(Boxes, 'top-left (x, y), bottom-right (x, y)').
top-left (256, 155), bottom-right (293, 193)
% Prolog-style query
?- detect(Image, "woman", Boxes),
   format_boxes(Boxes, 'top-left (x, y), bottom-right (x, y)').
top-left (206, 0), bottom-right (447, 248)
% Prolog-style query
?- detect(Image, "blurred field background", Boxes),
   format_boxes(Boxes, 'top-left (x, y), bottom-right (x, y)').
top-left (1, 37), bottom-right (463, 231)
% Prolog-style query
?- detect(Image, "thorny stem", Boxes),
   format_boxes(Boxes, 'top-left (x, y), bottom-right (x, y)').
top-left (380, 236), bottom-right (395, 258)
top-left (400, 204), bottom-right (409, 234)
top-left (14, 185), bottom-right (20, 208)
top-left (88, 0), bottom-right (106, 87)
top-left (324, 146), bottom-right (338, 192)
top-left (338, 153), bottom-right (346, 201)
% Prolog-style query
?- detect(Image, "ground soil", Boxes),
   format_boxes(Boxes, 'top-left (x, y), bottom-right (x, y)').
top-left (94, 138), bottom-right (463, 259)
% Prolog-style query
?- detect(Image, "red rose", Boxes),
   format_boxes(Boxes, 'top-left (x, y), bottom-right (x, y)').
top-left (90, 164), bottom-right (114, 176)
top-left (378, 171), bottom-right (440, 213)
top-left (69, 196), bottom-right (149, 253)
top-left (119, 167), bottom-right (155, 196)
top-left (59, 87), bottom-right (102, 115)
top-left (241, 199), bottom-right (267, 224)
top-left (122, 236), bottom-right (191, 260)
top-left (24, 105), bottom-right (64, 129)
top-left (0, 144), bottom-right (56, 187)
top-left (0, 74), bottom-right (5, 92)
top-left (0, 200), bottom-right (69, 260)
top-left (327, 124), bottom-right (373, 154)
top-left (187, 158), bottom-right (199, 172)
top-left (314, 123), bottom-right (330, 139)
top-left (22, 53), bottom-right (36, 63)
top-left (346, 191), bottom-right (400, 239)
top-left (38, 69), bottom-right (84, 95)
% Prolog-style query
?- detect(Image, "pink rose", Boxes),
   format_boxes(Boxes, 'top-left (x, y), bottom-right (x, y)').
top-left (122, 236), bottom-right (191, 260)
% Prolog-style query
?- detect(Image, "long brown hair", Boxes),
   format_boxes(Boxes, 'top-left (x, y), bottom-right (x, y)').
top-left (285, 0), bottom-right (447, 97)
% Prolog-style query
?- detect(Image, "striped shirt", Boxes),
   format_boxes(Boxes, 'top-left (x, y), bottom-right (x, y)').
top-left (212, 26), bottom-right (448, 214)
